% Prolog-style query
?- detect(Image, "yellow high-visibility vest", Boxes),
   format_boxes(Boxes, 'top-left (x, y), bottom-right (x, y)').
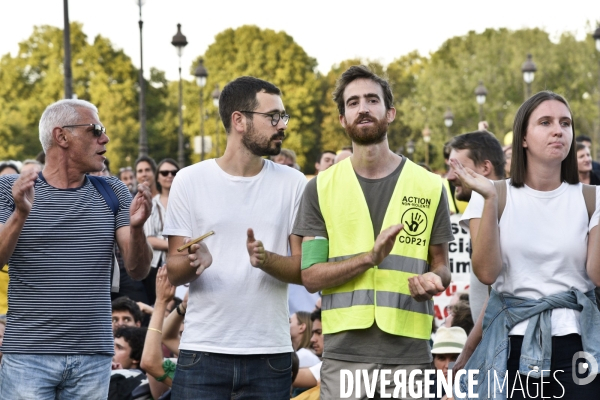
top-left (317, 158), bottom-right (441, 339)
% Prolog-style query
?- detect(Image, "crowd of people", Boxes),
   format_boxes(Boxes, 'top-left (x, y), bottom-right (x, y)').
top-left (0, 64), bottom-right (599, 400)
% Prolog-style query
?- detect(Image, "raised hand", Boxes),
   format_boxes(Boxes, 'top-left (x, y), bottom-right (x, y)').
top-left (12, 170), bottom-right (37, 215)
top-left (130, 182), bottom-right (152, 228)
top-left (369, 224), bottom-right (404, 266)
top-left (449, 159), bottom-right (496, 199)
top-left (408, 272), bottom-right (445, 302)
top-left (246, 228), bottom-right (267, 268)
top-left (184, 237), bottom-right (212, 276)
top-left (155, 265), bottom-right (175, 304)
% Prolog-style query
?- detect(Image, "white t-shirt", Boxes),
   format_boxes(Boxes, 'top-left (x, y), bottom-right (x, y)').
top-left (163, 159), bottom-right (307, 354)
top-left (309, 361), bottom-right (322, 382)
top-left (297, 347), bottom-right (321, 368)
top-left (460, 180), bottom-right (600, 336)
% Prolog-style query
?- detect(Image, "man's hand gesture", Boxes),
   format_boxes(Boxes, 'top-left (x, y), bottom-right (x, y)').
top-left (183, 237), bottom-right (212, 276)
top-left (369, 224), bottom-right (404, 266)
top-left (246, 228), bottom-right (267, 269)
top-left (408, 272), bottom-right (445, 302)
top-left (12, 170), bottom-right (37, 215)
top-left (130, 183), bottom-right (152, 228)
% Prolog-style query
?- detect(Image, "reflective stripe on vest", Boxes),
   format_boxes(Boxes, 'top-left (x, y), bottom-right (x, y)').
top-left (317, 157), bottom-right (442, 339)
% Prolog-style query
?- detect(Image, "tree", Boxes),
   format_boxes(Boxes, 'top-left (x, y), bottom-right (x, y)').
top-left (0, 23), bottom-right (144, 169)
top-left (187, 25), bottom-right (321, 168)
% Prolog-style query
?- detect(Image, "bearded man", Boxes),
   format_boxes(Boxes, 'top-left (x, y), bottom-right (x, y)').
top-left (292, 65), bottom-right (454, 400)
top-left (163, 76), bottom-right (306, 399)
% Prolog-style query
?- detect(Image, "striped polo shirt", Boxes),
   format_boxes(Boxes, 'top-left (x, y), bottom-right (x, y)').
top-left (0, 174), bottom-right (131, 355)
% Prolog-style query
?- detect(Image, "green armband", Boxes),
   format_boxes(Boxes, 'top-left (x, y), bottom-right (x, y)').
top-left (301, 239), bottom-right (329, 270)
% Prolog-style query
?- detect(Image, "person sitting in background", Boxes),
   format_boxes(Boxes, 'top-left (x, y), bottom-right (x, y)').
top-left (293, 309), bottom-right (324, 391)
top-left (20, 160), bottom-right (42, 175)
top-left (110, 326), bottom-right (148, 400)
top-left (429, 326), bottom-right (467, 400)
top-left (290, 311), bottom-right (320, 368)
top-left (111, 297), bottom-right (143, 331)
top-left (140, 266), bottom-right (178, 399)
top-left (113, 326), bottom-right (146, 370)
top-left (0, 162), bottom-right (19, 175)
top-left (576, 143), bottom-right (600, 185)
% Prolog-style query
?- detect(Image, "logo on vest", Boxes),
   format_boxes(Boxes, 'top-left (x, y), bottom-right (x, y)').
top-left (401, 208), bottom-right (428, 237)
top-left (401, 196), bottom-right (431, 209)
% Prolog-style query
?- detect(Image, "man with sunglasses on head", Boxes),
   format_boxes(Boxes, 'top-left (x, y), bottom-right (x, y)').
top-left (0, 99), bottom-right (153, 400)
top-left (163, 76), bottom-right (306, 399)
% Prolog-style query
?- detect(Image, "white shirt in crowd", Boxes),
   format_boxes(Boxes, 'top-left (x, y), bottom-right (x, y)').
top-left (461, 180), bottom-right (600, 336)
top-left (163, 159), bottom-right (307, 354)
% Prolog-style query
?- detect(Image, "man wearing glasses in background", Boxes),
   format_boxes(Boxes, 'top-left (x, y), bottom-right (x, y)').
top-left (163, 76), bottom-right (306, 399)
top-left (0, 99), bottom-right (153, 399)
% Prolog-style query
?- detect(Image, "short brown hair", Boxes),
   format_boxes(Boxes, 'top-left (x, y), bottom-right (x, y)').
top-left (332, 65), bottom-right (394, 115)
top-left (510, 91), bottom-right (578, 187)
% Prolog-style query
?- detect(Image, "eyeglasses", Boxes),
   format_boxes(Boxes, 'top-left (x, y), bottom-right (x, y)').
top-left (158, 170), bottom-right (178, 177)
top-left (62, 124), bottom-right (106, 137)
top-left (239, 111), bottom-right (290, 126)
top-left (119, 167), bottom-right (132, 173)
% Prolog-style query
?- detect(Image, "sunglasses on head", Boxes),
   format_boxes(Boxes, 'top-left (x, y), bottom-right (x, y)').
top-left (62, 123), bottom-right (106, 137)
top-left (158, 170), bottom-right (178, 177)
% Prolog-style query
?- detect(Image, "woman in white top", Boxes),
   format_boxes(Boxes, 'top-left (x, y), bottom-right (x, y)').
top-left (450, 91), bottom-right (600, 399)
top-left (143, 158), bottom-right (180, 305)
top-left (290, 311), bottom-right (320, 368)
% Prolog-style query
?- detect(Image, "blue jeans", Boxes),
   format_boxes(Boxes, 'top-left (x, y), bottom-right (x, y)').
top-left (0, 353), bottom-right (112, 400)
top-left (171, 350), bottom-right (293, 399)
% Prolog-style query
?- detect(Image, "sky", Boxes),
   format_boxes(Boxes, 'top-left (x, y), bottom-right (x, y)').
top-left (0, 1), bottom-right (599, 82)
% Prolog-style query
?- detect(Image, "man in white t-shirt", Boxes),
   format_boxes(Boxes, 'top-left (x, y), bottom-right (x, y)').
top-left (163, 76), bottom-right (307, 400)
top-left (446, 131), bottom-right (505, 322)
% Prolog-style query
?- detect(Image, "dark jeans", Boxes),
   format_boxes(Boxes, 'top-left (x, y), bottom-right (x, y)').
top-left (506, 334), bottom-right (600, 399)
top-left (171, 350), bottom-right (292, 400)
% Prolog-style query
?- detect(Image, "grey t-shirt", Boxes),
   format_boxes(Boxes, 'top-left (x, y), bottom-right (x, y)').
top-left (293, 158), bottom-right (454, 364)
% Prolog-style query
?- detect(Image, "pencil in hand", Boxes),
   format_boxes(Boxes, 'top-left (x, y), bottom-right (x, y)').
top-left (177, 231), bottom-right (215, 252)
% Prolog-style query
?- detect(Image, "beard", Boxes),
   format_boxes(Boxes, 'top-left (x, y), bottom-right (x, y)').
top-left (241, 120), bottom-right (285, 157)
top-left (345, 114), bottom-right (389, 145)
top-left (453, 184), bottom-right (472, 202)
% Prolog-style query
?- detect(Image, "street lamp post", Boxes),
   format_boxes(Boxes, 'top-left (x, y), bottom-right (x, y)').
top-left (521, 53), bottom-right (537, 100)
top-left (211, 84), bottom-right (221, 157)
top-left (443, 107), bottom-right (454, 138)
top-left (135, 0), bottom-right (148, 157)
top-left (171, 24), bottom-right (188, 168)
top-left (594, 26), bottom-right (600, 161)
top-left (63, 0), bottom-right (73, 99)
top-left (422, 126), bottom-right (431, 165)
top-left (475, 81), bottom-right (487, 122)
top-left (194, 59), bottom-right (208, 161)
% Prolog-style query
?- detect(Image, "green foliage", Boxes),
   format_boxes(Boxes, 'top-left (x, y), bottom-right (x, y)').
top-left (188, 25), bottom-right (321, 168)
top-left (0, 23), bottom-right (141, 169)
top-left (2, 23), bottom-right (600, 173)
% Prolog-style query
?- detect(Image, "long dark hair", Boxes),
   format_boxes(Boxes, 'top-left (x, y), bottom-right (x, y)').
top-left (155, 158), bottom-right (180, 193)
top-left (510, 91), bottom-right (578, 187)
